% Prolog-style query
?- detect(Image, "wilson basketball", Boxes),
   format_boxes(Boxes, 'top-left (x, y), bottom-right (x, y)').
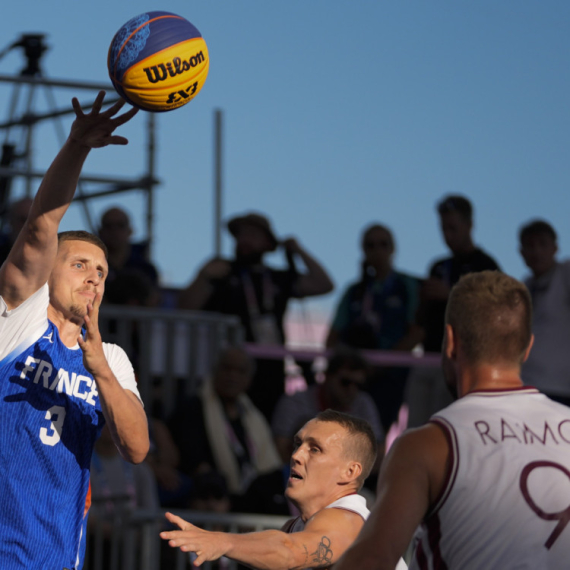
top-left (107, 11), bottom-right (209, 112)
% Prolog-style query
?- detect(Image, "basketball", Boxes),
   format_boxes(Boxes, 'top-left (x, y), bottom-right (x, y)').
top-left (107, 11), bottom-right (209, 112)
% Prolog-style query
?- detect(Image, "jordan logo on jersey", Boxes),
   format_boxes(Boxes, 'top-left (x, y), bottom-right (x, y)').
top-left (19, 355), bottom-right (99, 406)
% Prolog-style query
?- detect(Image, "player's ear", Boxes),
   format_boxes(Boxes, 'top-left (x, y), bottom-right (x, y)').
top-left (522, 334), bottom-right (534, 363)
top-left (343, 460), bottom-right (363, 484)
top-left (443, 324), bottom-right (457, 360)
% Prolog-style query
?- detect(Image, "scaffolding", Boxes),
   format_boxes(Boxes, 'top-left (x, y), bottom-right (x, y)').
top-left (0, 33), bottom-right (159, 251)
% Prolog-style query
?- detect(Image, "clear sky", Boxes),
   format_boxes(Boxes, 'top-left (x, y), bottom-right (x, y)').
top-left (1, 1), bottom-right (569, 327)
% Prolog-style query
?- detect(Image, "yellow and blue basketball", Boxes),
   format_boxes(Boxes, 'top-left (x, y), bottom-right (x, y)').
top-left (108, 11), bottom-right (209, 112)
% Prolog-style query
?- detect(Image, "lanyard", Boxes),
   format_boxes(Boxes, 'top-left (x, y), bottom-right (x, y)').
top-left (240, 269), bottom-right (274, 317)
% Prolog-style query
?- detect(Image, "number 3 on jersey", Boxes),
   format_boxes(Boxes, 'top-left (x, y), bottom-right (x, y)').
top-left (39, 405), bottom-right (66, 446)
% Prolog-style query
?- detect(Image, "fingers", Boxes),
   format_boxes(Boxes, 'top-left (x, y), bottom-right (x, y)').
top-left (101, 97), bottom-right (126, 118)
top-left (165, 512), bottom-right (189, 530)
top-left (91, 91), bottom-right (106, 114)
top-left (71, 97), bottom-right (84, 118)
top-left (113, 105), bottom-right (139, 126)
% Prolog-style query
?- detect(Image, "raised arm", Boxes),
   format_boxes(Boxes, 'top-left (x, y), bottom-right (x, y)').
top-left (161, 506), bottom-right (365, 569)
top-left (333, 424), bottom-right (449, 570)
top-left (0, 92), bottom-right (137, 310)
top-left (282, 238), bottom-right (334, 298)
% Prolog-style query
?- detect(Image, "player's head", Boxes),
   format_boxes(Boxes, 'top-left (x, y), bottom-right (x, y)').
top-left (227, 212), bottom-right (278, 262)
top-left (285, 410), bottom-right (376, 512)
top-left (437, 194), bottom-right (473, 254)
top-left (443, 271), bottom-right (532, 391)
top-left (519, 219), bottom-right (558, 277)
top-left (361, 223), bottom-right (394, 270)
top-left (323, 348), bottom-right (369, 410)
top-left (48, 231), bottom-right (109, 323)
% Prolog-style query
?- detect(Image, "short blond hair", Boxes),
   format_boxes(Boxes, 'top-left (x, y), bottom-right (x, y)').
top-left (445, 271), bottom-right (532, 365)
top-left (57, 230), bottom-right (108, 259)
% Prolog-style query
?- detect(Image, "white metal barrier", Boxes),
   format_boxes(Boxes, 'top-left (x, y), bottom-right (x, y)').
top-left (99, 306), bottom-right (244, 417)
top-left (84, 508), bottom-right (290, 570)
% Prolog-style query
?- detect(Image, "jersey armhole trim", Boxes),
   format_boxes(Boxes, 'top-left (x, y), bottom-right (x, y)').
top-left (427, 417), bottom-right (459, 518)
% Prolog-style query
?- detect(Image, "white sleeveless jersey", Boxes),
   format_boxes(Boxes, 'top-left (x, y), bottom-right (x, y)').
top-left (286, 495), bottom-right (408, 570)
top-left (410, 388), bottom-right (570, 570)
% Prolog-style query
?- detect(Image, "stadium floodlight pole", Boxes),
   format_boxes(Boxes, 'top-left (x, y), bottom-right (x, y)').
top-left (214, 108), bottom-right (223, 257)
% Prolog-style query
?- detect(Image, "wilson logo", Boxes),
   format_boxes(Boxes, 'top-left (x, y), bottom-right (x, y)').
top-left (143, 52), bottom-right (205, 84)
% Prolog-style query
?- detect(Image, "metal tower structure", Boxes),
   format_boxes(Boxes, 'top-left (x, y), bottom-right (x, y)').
top-left (0, 33), bottom-right (159, 252)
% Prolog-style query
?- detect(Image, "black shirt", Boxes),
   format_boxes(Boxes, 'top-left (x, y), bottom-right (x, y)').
top-left (420, 248), bottom-right (500, 352)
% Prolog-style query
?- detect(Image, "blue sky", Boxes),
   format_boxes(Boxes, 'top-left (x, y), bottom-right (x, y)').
top-left (1, 1), bottom-right (569, 324)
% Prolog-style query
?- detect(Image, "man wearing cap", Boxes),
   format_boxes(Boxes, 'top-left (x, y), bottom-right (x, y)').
top-left (179, 211), bottom-right (333, 419)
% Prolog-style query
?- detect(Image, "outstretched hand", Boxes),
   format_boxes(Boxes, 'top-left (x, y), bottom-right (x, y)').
top-left (69, 91), bottom-right (138, 149)
top-left (160, 512), bottom-right (229, 566)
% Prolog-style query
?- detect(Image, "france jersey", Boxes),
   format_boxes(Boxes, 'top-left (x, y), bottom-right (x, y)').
top-left (0, 284), bottom-right (140, 569)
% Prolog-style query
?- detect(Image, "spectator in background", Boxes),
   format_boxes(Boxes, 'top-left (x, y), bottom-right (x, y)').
top-left (167, 346), bottom-right (285, 513)
top-left (0, 196), bottom-right (33, 265)
top-left (98, 206), bottom-right (160, 305)
top-left (271, 348), bottom-right (384, 489)
top-left (326, 223), bottom-right (422, 433)
top-left (178, 212), bottom-right (334, 420)
top-left (406, 194), bottom-right (501, 427)
top-left (87, 424), bottom-right (159, 568)
top-left (519, 220), bottom-right (570, 405)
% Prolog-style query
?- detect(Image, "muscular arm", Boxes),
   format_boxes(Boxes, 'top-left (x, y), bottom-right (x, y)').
top-left (333, 424), bottom-right (449, 570)
top-left (0, 93), bottom-right (137, 310)
top-left (161, 506), bottom-right (365, 569)
top-left (79, 293), bottom-right (149, 463)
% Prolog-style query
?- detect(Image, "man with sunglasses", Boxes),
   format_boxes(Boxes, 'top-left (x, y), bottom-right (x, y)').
top-left (271, 348), bottom-right (383, 470)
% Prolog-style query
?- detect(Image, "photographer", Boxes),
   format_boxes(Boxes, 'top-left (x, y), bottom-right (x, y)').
top-left (178, 211), bottom-right (333, 419)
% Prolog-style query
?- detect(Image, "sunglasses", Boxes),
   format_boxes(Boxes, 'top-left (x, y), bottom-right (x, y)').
top-left (339, 377), bottom-right (364, 388)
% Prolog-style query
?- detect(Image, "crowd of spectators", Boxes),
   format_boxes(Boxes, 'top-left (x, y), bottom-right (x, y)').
top-left (0, 194), bottom-right (567, 521)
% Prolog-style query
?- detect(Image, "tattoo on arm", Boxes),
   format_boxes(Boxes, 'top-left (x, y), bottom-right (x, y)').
top-left (302, 543), bottom-right (309, 565)
top-left (310, 536), bottom-right (333, 568)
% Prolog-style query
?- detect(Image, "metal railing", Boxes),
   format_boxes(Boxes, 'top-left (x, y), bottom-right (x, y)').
top-left (99, 306), bottom-right (244, 417)
top-left (84, 508), bottom-right (290, 570)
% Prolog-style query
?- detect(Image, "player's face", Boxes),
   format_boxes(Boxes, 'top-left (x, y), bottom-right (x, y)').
top-left (326, 367), bottom-right (367, 409)
top-left (520, 234), bottom-right (557, 277)
top-left (213, 349), bottom-right (252, 400)
top-left (362, 227), bottom-right (393, 269)
top-left (285, 420), bottom-right (349, 509)
top-left (234, 224), bottom-right (274, 258)
top-left (440, 211), bottom-right (472, 254)
top-left (48, 240), bottom-right (108, 323)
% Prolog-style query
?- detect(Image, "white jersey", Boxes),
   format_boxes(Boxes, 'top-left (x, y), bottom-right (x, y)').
top-left (286, 495), bottom-right (408, 570)
top-left (410, 388), bottom-right (570, 570)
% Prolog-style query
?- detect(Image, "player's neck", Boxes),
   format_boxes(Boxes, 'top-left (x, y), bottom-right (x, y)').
top-left (47, 305), bottom-right (83, 347)
top-left (459, 363), bottom-right (523, 396)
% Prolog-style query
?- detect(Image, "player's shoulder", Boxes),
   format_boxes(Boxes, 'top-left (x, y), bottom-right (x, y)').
top-left (307, 500), bottom-right (367, 533)
top-left (101, 341), bottom-right (134, 373)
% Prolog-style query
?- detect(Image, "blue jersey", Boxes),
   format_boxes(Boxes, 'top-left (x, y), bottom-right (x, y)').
top-left (0, 319), bottom-right (104, 569)
top-left (0, 284), bottom-right (139, 569)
